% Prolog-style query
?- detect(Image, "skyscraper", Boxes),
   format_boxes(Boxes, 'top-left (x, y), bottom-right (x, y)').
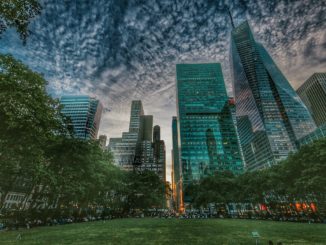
top-left (135, 115), bottom-right (154, 166)
top-left (230, 21), bottom-right (316, 170)
top-left (297, 124), bottom-right (326, 146)
top-left (60, 95), bottom-right (103, 140)
top-left (176, 63), bottom-right (244, 203)
top-left (297, 73), bottom-right (326, 127)
top-left (108, 101), bottom-right (165, 179)
top-left (140, 115), bottom-right (153, 142)
top-left (151, 125), bottom-right (166, 181)
top-left (108, 100), bottom-right (144, 170)
top-left (153, 125), bottom-right (161, 142)
top-left (129, 100), bottom-right (144, 132)
top-left (153, 125), bottom-right (161, 164)
top-left (172, 116), bottom-right (182, 211)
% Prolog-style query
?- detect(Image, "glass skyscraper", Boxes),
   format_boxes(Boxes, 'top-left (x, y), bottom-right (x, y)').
top-left (176, 63), bottom-right (243, 202)
top-left (60, 95), bottom-right (103, 140)
top-left (297, 73), bottom-right (326, 127)
top-left (172, 116), bottom-right (182, 211)
top-left (230, 21), bottom-right (316, 170)
top-left (297, 124), bottom-right (326, 146)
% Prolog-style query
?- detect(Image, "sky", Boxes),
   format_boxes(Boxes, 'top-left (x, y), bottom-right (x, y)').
top-left (1, 0), bottom-right (325, 182)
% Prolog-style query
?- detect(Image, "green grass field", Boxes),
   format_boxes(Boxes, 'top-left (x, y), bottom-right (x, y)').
top-left (0, 218), bottom-right (325, 244)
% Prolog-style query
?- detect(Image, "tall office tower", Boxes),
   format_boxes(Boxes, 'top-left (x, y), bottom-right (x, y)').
top-left (171, 152), bottom-right (175, 209)
top-left (153, 125), bottom-right (161, 164)
top-left (129, 100), bottom-right (144, 132)
top-left (60, 95), bottom-right (103, 140)
top-left (297, 124), bottom-right (326, 146)
top-left (137, 124), bottom-right (165, 180)
top-left (151, 139), bottom-right (166, 181)
top-left (108, 100), bottom-right (165, 178)
top-left (230, 21), bottom-right (316, 170)
top-left (135, 115), bottom-right (154, 165)
top-left (153, 125), bottom-right (161, 142)
top-left (139, 115), bottom-right (153, 142)
top-left (108, 101), bottom-right (144, 170)
top-left (227, 97), bottom-right (246, 164)
top-left (176, 63), bottom-right (244, 203)
top-left (98, 135), bottom-right (107, 150)
top-left (172, 116), bottom-right (182, 211)
top-left (297, 73), bottom-right (326, 127)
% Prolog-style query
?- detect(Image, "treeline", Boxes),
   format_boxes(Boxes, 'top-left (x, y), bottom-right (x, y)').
top-left (186, 138), bottom-right (326, 213)
top-left (0, 54), bottom-right (165, 218)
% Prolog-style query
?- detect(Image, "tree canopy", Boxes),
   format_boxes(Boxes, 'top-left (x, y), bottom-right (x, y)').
top-left (0, 54), bottom-right (66, 208)
top-left (0, 54), bottom-right (166, 217)
top-left (187, 138), bottom-right (326, 211)
top-left (0, 0), bottom-right (42, 43)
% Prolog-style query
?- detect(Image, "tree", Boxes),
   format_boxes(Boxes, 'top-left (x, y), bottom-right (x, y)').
top-left (283, 139), bottom-right (326, 209)
top-left (37, 138), bottom-right (120, 214)
top-left (185, 138), bottom-right (326, 214)
top-left (0, 54), bottom-right (67, 209)
top-left (122, 170), bottom-right (165, 211)
top-left (0, 0), bottom-right (42, 43)
top-left (187, 171), bottom-right (237, 209)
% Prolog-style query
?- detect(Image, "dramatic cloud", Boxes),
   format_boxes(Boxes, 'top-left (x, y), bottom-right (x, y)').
top-left (1, 0), bottom-right (325, 181)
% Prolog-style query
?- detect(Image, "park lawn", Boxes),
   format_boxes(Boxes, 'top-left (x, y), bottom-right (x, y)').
top-left (0, 218), bottom-right (325, 245)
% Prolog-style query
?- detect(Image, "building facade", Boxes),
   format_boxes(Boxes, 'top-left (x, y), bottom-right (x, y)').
top-left (153, 125), bottom-right (161, 142)
top-left (60, 95), bottom-right (103, 140)
top-left (135, 115), bottom-right (154, 165)
top-left (152, 125), bottom-right (166, 180)
top-left (98, 135), bottom-right (107, 150)
top-left (297, 124), bottom-right (326, 146)
top-left (176, 63), bottom-right (244, 203)
top-left (139, 125), bottom-right (166, 181)
top-left (230, 21), bottom-right (316, 170)
top-left (172, 116), bottom-right (182, 211)
top-left (297, 73), bottom-right (326, 127)
top-left (108, 101), bottom-right (166, 180)
top-left (108, 101), bottom-right (144, 170)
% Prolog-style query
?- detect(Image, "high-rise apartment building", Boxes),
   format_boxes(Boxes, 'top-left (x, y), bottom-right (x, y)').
top-left (230, 21), bottom-right (316, 170)
top-left (176, 63), bottom-right (244, 203)
top-left (297, 73), bottom-right (326, 127)
top-left (60, 95), bottom-right (103, 140)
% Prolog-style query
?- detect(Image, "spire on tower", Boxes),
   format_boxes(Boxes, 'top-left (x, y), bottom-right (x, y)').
top-left (226, 6), bottom-right (235, 29)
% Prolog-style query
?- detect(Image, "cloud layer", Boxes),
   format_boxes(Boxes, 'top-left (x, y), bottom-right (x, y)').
top-left (1, 0), bottom-right (325, 181)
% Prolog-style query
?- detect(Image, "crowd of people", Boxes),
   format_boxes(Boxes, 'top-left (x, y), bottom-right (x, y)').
top-left (1, 208), bottom-right (325, 232)
top-left (178, 210), bottom-right (326, 223)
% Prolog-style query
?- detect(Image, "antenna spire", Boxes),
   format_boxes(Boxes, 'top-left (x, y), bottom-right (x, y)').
top-left (227, 6), bottom-right (235, 29)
